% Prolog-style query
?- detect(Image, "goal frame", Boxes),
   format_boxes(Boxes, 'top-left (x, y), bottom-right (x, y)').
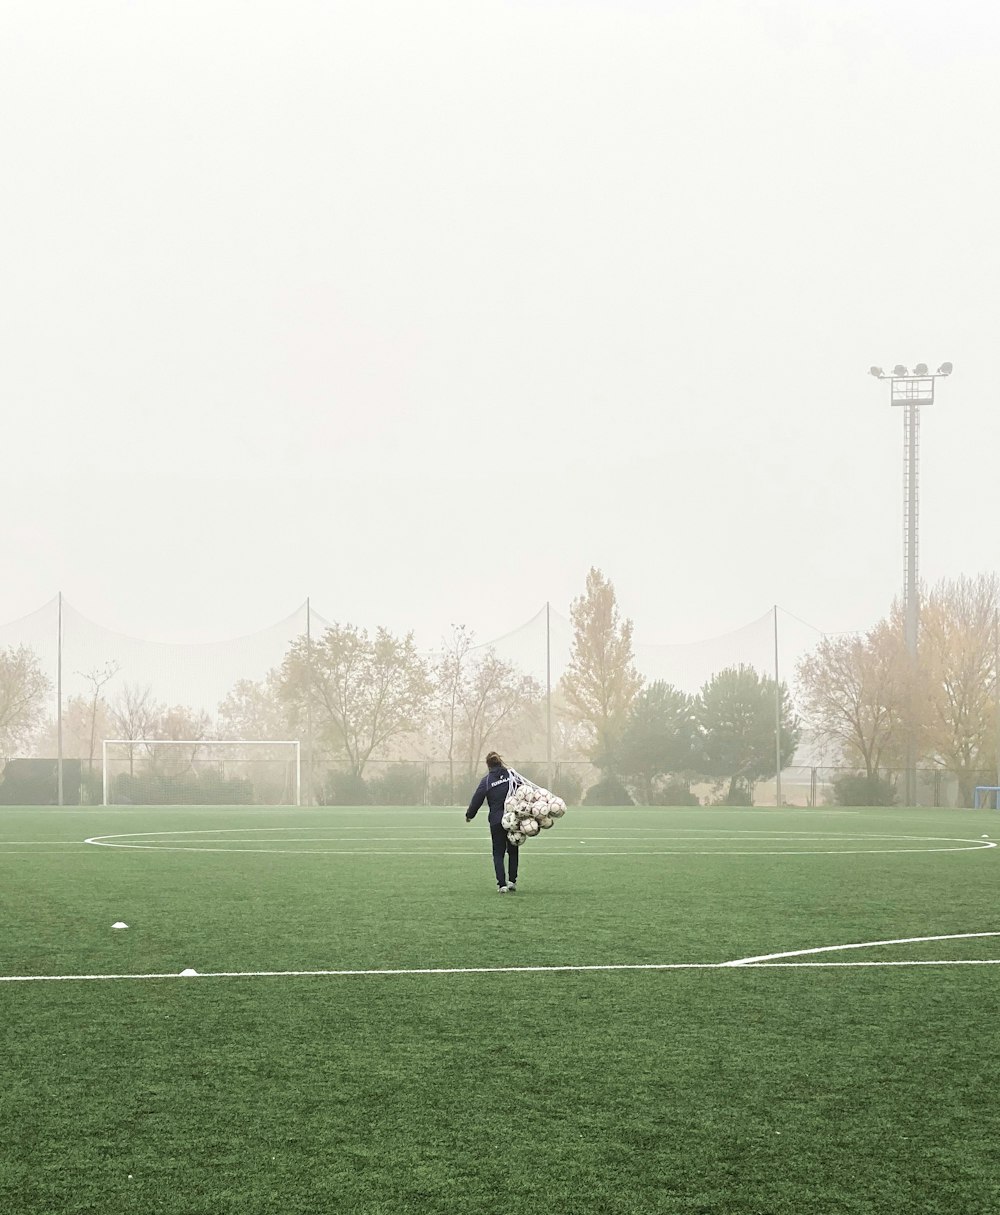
top-left (101, 739), bottom-right (301, 807)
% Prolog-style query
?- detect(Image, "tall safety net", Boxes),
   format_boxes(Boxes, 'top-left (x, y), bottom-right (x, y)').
top-left (0, 594), bottom-right (946, 807)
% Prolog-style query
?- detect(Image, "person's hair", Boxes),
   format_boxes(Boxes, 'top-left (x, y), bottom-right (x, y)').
top-left (485, 751), bottom-right (504, 770)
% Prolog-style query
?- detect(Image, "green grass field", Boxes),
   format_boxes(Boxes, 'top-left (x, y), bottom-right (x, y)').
top-left (2, 805), bottom-right (999, 1214)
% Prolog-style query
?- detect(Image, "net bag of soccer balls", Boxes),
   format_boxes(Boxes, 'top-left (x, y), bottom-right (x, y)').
top-left (500, 771), bottom-right (567, 845)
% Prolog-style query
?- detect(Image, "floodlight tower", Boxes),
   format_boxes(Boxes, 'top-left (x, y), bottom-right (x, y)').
top-left (868, 361), bottom-right (953, 804)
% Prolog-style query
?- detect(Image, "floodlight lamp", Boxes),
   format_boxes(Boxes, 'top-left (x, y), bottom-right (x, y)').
top-left (892, 364), bottom-right (908, 377)
top-left (869, 366), bottom-right (884, 377)
top-left (937, 361), bottom-right (953, 375)
top-left (913, 363), bottom-right (928, 376)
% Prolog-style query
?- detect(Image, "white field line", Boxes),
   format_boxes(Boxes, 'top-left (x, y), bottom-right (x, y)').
top-left (86, 835), bottom-right (872, 845)
top-left (80, 843), bottom-right (997, 857)
top-left (78, 833), bottom-right (946, 844)
top-left (4, 942), bottom-right (1000, 984)
top-left (82, 828), bottom-right (998, 858)
top-left (724, 931), bottom-right (1000, 966)
top-left (0, 962), bottom-right (724, 983)
top-left (82, 826), bottom-right (914, 837)
top-left (737, 960), bottom-right (1000, 967)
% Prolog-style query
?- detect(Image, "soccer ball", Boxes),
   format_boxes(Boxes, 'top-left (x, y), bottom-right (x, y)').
top-left (507, 829), bottom-right (525, 846)
top-left (548, 801), bottom-right (566, 818)
top-left (520, 818), bottom-right (540, 837)
top-left (501, 809), bottom-right (518, 831)
top-left (537, 814), bottom-right (554, 829)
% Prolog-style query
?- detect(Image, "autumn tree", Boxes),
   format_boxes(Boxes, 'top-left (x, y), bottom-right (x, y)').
top-left (150, 704), bottom-right (213, 778)
top-left (280, 624), bottom-right (431, 776)
top-left (561, 568), bottom-right (643, 770)
top-left (697, 664), bottom-right (800, 804)
top-left (795, 620), bottom-right (910, 778)
top-left (918, 573), bottom-right (1000, 804)
top-left (0, 645), bottom-right (52, 759)
top-left (217, 672), bottom-right (289, 740)
top-left (34, 695), bottom-right (114, 762)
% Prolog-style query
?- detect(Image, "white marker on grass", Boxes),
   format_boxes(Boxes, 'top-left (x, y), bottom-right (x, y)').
top-left (179, 968), bottom-right (199, 977)
top-left (111, 922), bottom-right (128, 929)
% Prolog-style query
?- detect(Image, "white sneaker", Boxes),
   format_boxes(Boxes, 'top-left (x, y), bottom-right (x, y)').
top-left (497, 885), bottom-right (509, 893)
top-left (507, 882), bottom-right (517, 893)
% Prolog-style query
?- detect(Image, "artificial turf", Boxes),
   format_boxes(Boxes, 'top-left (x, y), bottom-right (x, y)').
top-left (1, 805), bottom-right (998, 1214)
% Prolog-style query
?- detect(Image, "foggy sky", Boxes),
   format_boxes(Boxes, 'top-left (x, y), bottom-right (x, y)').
top-left (2, 0), bottom-right (998, 655)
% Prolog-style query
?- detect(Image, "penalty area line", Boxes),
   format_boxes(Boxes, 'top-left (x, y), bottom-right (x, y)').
top-left (736, 959), bottom-right (1000, 967)
top-left (723, 930), bottom-right (1000, 966)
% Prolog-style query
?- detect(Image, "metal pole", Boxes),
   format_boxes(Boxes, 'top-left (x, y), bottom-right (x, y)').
top-left (546, 602), bottom-right (553, 789)
top-left (57, 592), bottom-right (63, 807)
top-left (306, 598), bottom-right (314, 807)
top-left (874, 364), bottom-right (950, 805)
top-left (904, 402), bottom-right (919, 806)
top-left (102, 739), bottom-right (108, 807)
top-left (995, 608), bottom-right (999, 801)
top-left (774, 604), bottom-right (782, 808)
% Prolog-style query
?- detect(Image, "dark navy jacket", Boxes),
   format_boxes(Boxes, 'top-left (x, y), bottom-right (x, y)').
top-left (465, 767), bottom-right (513, 825)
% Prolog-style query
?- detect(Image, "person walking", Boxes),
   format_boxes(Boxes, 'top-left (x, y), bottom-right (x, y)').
top-left (465, 751), bottom-right (519, 893)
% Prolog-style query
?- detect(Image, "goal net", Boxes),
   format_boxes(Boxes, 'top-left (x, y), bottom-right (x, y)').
top-left (102, 740), bottom-right (301, 806)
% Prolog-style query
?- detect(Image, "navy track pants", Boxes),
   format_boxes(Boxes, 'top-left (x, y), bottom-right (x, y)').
top-left (489, 821), bottom-right (519, 887)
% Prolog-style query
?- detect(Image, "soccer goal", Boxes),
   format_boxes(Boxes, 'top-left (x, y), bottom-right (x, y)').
top-left (102, 740), bottom-right (301, 806)
top-left (973, 786), bottom-right (1000, 809)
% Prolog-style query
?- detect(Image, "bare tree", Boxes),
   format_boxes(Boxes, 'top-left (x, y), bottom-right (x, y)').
top-left (457, 649), bottom-right (541, 782)
top-left (76, 662), bottom-right (121, 773)
top-left (436, 625), bottom-right (475, 801)
top-left (110, 683), bottom-right (163, 775)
